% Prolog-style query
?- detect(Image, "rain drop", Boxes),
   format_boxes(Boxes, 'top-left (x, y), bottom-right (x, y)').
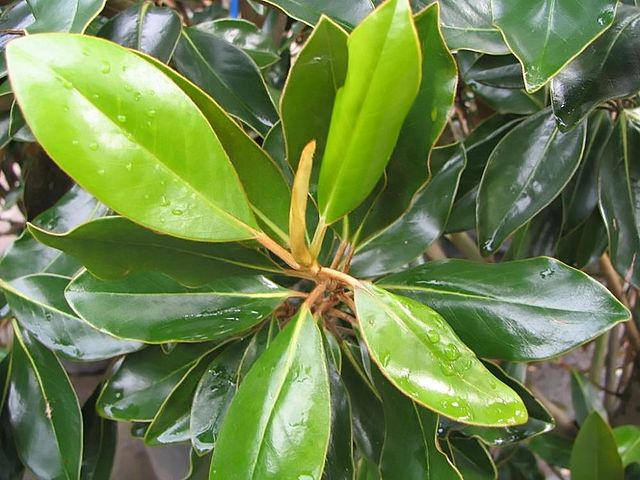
top-left (160, 196), bottom-right (170, 207)
top-left (71, 140), bottom-right (79, 146)
top-left (89, 142), bottom-right (99, 151)
top-left (63, 106), bottom-right (69, 112)
top-left (97, 169), bottom-right (105, 175)
top-left (444, 343), bottom-right (461, 361)
top-left (92, 93), bottom-right (100, 100)
top-left (125, 162), bottom-right (132, 171)
top-left (489, 380), bottom-right (498, 390)
top-left (62, 79), bottom-right (73, 90)
top-left (147, 109), bottom-right (157, 118)
top-left (439, 361), bottom-right (455, 376)
top-left (117, 114), bottom-right (127, 123)
top-left (101, 62), bottom-right (111, 74)
top-left (381, 352), bottom-right (391, 367)
top-left (171, 208), bottom-right (184, 216)
top-left (426, 329), bottom-right (440, 343)
top-left (539, 268), bottom-right (555, 279)
top-left (134, 91), bottom-right (142, 101)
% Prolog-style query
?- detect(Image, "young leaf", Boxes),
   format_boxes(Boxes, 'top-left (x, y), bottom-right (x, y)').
top-left (98, 2), bottom-right (182, 63)
top-left (259, 0), bottom-right (373, 30)
top-left (492, 0), bottom-right (617, 92)
top-left (65, 271), bottom-right (290, 343)
top-left (6, 34), bottom-right (259, 242)
top-left (30, 216), bottom-right (278, 287)
top-left (552, 5), bottom-right (640, 130)
top-left (351, 144), bottom-right (465, 277)
top-left (570, 412), bottom-right (624, 480)
top-left (362, 2), bottom-right (459, 236)
top-left (354, 283), bottom-right (528, 426)
top-left (613, 425), bottom-right (640, 467)
top-left (377, 372), bottom-right (462, 479)
top-left (97, 343), bottom-right (216, 421)
top-left (477, 109), bottom-right (586, 255)
top-left (317, 0), bottom-right (422, 224)
top-left (598, 116), bottom-right (640, 288)
top-left (379, 258), bottom-right (629, 361)
top-left (1, 273), bottom-right (142, 361)
top-left (289, 141), bottom-right (316, 267)
top-left (172, 27), bottom-right (278, 136)
top-left (8, 324), bottom-right (82, 480)
top-left (280, 16), bottom-right (348, 170)
top-left (26, 0), bottom-right (104, 33)
top-left (210, 307), bottom-right (331, 479)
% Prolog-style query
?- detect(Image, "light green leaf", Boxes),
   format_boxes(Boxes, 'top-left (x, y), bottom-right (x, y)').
top-left (8, 324), bottom-right (82, 480)
top-left (614, 425), bottom-right (640, 467)
top-left (492, 0), bottom-right (617, 92)
top-left (354, 283), bottom-right (528, 426)
top-left (65, 271), bottom-right (290, 343)
top-left (210, 307), bottom-right (331, 479)
top-left (7, 33), bottom-right (259, 242)
top-left (317, 0), bottom-right (422, 223)
top-left (570, 412), bottom-right (624, 480)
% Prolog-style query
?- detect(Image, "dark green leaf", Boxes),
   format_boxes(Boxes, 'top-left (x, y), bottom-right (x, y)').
top-left (361, 3), bottom-right (458, 236)
top-left (552, 5), bottom-right (640, 130)
top-left (351, 144), bottom-right (465, 277)
top-left (598, 116), bottom-right (640, 288)
top-left (66, 271), bottom-right (289, 343)
top-left (496, 446), bottom-right (544, 480)
top-left (7, 33), bottom-right (259, 242)
top-left (98, 1), bottom-right (181, 63)
top-left (172, 27), bottom-right (278, 136)
top-left (377, 373), bottom-right (462, 479)
top-left (8, 325), bottom-right (82, 479)
top-left (0, 355), bottom-right (24, 480)
top-left (614, 425), bottom-right (640, 467)
top-left (196, 19), bottom-right (278, 68)
top-left (210, 307), bottom-right (331, 479)
top-left (0, 1), bottom-right (34, 78)
top-left (570, 411), bottom-right (624, 480)
top-left (436, 0), bottom-right (509, 54)
top-left (97, 343), bottom-right (216, 421)
top-left (380, 258), bottom-right (629, 361)
top-left (504, 199), bottom-right (563, 261)
top-left (556, 208), bottom-right (608, 268)
top-left (528, 432), bottom-right (573, 468)
top-left (26, 0), bottom-right (104, 33)
top-left (81, 386), bottom-right (117, 480)
top-left (477, 109), bottom-right (586, 255)
top-left (493, 0), bottom-right (617, 92)
top-left (280, 16), bottom-right (348, 171)
top-left (30, 216), bottom-right (279, 287)
top-left (355, 283), bottom-right (528, 426)
top-left (443, 436), bottom-right (496, 480)
top-left (259, 0), bottom-right (373, 30)
top-left (317, 0), bottom-right (422, 223)
top-left (2, 273), bottom-right (142, 361)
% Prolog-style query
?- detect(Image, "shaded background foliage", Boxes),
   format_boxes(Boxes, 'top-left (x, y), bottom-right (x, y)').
top-left (0, 0), bottom-right (638, 479)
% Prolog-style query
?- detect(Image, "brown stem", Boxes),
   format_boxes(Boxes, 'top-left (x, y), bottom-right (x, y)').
top-left (338, 293), bottom-right (357, 314)
top-left (328, 308), bottom-right (357, 325)
top-left (330, 240), bottom-right (348, 270)
top-left (317, 267), bottom-right (359, 287)
top-left (254, 231), bottom-right (302, 270)
top-left (304, 282), bottom-right (327, 310)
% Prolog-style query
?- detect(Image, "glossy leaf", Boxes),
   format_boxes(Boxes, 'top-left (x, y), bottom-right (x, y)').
top-left (26, 0), bottom-right (104, 33)
top-left (210, 307), bottom-right (331, 479)
top-left (196, 19), bottom-right (279, 68)
top-left (362, 3), bottom-right (458, 235)
top-left (459, 363), bottom-right (554, 445)
top-left (496, 446), bottom-right (544, 480)
top-left (1, 273), bottom-right (142, 361)
top-left (259, 0), bottom-right (373, 30)
top-left (599, 116), bottom-right (640, 288)
top-left (570, 412), bottom-right (624, 480)
top-left (443, 436), bottom-right (496, 480)
top-left (351, 144), bottom-right (465, 277)
top-left (477, 109), bottom-right (586, 255)
top-left (97, 343), bottom-right (216, 421)
top-left (66, 270), bottom-right (289, 343)
top-left (98, 1), bottom-right (181, 63)
top-left (379, 258), bottom-right (629, 361)
top-left (280, 16), bottom-right (348, 171)
top-left (492, 0), bottom-right (617, 92)
top-left (0, 186), bottom-right (106, 281)
top-left (0, 1), bottom-right (34, 78)
top-left (144, 350), bottom-right (217, 445)
top-left (317, 0), bottom-right (422, 223)
top-left (552, 5), bottom-right (640, 130)
top-left (528, 432), bottom-right (572, 468)
top-left (81, 387), bottom-right (117, 480)
top-left (138, 53), bottom-right (291, 236)
top-left (7, 34), bottom-right (259, 242)
top-left (0, 355), bottom-right (24, 480)
top-left (8, 325), bottom-right (82, 480)
top-left (614, 425), bottom-right (640, 467)
top-left (556, 208), bottom-right (608, 268)
top-left (377, 373), bottom-right (462, 479)
top-left (355, 283), bottom-right (528, 426)
top-left (172, 27), bottom-right (278, 136)
top-left (30, 216), bottom-right (278, 287)
top-left (436, 0), bottom-right (509, 54)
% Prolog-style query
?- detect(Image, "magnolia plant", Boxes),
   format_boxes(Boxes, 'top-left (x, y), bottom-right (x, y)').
top-left (0, 0), bottom-right (639, 479)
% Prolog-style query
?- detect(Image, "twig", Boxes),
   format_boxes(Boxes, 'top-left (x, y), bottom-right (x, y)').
top-left (605, 324), bottom-right (622, 414)
top-left (425, 240), bottom-right (447, 261)
top-left (446, 232), bottom-right (487, 262)
top-left (328, 308), bottom-right (357, 325)
top-left (590, 332), bottom-right (609, 385)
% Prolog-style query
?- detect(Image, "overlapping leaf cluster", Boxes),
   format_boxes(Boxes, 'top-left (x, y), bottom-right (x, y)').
top-left (0, 0), bottom-right (638, 479)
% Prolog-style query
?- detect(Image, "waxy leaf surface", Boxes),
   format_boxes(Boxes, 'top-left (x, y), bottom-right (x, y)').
top-left (477, 109), bottom-right (586, 255)
top-left (492, 0), bottom-right (617, 92)
top-left (8, 325), bottom-right (82, 480)
top-left (355, 283), bottom-right (528, 426)
top-left (210, 308), bottom-right (331, 479)
top-left (7, 34), bottom-right (258, 242)
top-left (26, 0), bottom-right (104, 33)
top-left (614, 425), bottom-right (640, 467)
top-left (66, 271), bottom-right (289, 343)
top-left (380, 258), bottom-right (629, 361)
top-left (570, 412), bottom-right (624, 480)
top-left (81, 387), bottom-right (117, 480)
top-left (317, 0), bottom-right (421, 223)
top-left (260, 0), bottom-right (373, 30)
